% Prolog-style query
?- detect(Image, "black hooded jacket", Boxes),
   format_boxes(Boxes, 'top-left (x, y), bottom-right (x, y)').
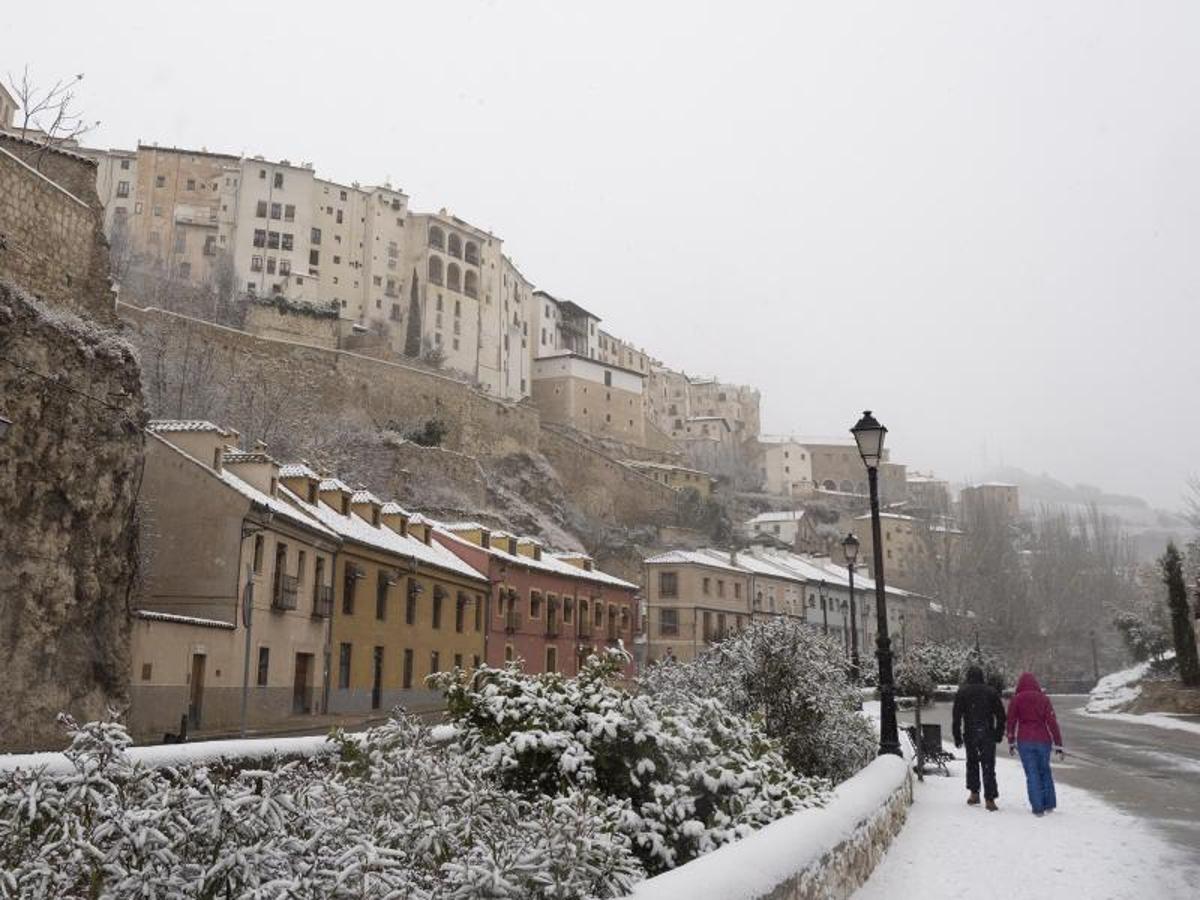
top-left (952, 665), bottom-right (1006, 745)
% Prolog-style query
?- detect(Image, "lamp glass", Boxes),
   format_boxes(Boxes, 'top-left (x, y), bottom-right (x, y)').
top-left (851, 410), bottom-right (887, 467)
top-left (842, 532), bottom-right (860, 563)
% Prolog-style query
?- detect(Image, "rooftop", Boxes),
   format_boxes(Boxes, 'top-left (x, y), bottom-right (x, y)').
top-left (148, 420), bottom-right (233, 435)
top-left (746, 510), bottom-right (806, 525)
top-left (434, 526), bottom-right (637, 589)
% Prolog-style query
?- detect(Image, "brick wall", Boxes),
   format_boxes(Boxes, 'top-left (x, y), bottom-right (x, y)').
top-left (242, 300), bottom-right (340, 348)
top-left (0, 137), bottom-right (112, 322)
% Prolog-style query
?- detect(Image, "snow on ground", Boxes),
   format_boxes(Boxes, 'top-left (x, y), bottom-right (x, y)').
top-left (855, 750), bottom-right (1196, 899)
top-left (1087, 659), bottom-right (1153, 712)
top-left (0, 732), bottom-right (350, 776)
top-left (1077, 709), bottom-right (1200, 738)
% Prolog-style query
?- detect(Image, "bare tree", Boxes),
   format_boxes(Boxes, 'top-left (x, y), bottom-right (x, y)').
top-left (6, 66), bottom-right (99, 167)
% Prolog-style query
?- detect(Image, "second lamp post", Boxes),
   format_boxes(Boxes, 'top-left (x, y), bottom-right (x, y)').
top-left (842, 532), bottom-right (861, 683)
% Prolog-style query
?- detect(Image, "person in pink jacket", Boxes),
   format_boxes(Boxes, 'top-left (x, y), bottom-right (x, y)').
top-left (1006, 672), bottom-right (1064, 816)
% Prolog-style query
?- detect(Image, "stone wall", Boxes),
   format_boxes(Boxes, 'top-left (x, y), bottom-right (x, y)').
top-left (624, 755), bottom-right (913, 900)
top-left (242, 299), bottom-right (340, 348)
top-left (118, 303), bottom-right (539, 459)
top-left (0, 281), bottom-right (145, 751)
top-left (538, 425), bottom-right (678, 527)
top-left (0, 140), bottom-right (113, 323)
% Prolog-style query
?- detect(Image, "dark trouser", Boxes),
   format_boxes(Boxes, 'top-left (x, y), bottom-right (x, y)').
top-left (964, 730), bottom-right (998, 800)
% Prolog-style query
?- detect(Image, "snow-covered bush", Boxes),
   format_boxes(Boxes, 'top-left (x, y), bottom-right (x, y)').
top-left (0, 711), bottom-right (644, 898)
top-left (899, 641), bottom-right (1010, 692)
top-left (895, 655), bottom-right (936, 701)
top-left (638, 619), bottom-right (875, 783)
top-left (432, 649), bottom-right (827, 874)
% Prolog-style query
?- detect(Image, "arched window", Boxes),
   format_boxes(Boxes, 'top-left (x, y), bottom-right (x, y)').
top-left (447, 233), bottom-right (462, 259)
top-left (464, 269), bottom-right (478, 298)
top-left (464, 241), bottom-right (479, 265)
top-left (823, 479), bottom-right (837, 491)
top-left (446, 262), bottom-right (461, 291)
top-left (428, 226), bottom-right (444, 250)
top-left (428, 255), bottom-right (443, 285)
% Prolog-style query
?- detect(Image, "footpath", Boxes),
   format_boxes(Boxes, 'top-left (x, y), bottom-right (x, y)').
top-left (854, 745), bottom-right (1197, 899)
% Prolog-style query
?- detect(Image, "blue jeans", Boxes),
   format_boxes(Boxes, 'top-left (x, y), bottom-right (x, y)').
top-left (1017, 742), bottom-right (1057, 813)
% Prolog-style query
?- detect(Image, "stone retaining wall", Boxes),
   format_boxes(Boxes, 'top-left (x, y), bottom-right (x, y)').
top-left (625, 755), bottom-right (913, 900)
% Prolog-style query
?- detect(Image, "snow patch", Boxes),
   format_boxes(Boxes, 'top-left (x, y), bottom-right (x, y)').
top-left (1086, 659), bottom-right (1152, 713)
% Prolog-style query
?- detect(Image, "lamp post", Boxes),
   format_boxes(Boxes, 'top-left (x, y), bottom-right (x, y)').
top-left (819, 579), bottom-right (829, 634)
top-left (851, 410), bottom-right (901, 757)
top-left (842, 532), bottom-right (861, 683)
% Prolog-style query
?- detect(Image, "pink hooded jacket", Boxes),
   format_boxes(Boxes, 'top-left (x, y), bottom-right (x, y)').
top-left (1005, 672), bottom-right (1063, 747)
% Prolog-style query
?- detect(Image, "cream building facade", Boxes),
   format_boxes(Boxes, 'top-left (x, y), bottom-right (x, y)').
top-left (531, 352), bottom-right (646, 443)
top-left (757, 436), bottom-right (816, 496)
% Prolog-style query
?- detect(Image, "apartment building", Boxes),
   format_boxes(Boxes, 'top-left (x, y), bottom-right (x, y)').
top-left (531, 352), bottom-right (647, 443)
top-left (278, 472), bottom-right (490, 714)
top-left (433, 525), bottom-right (639, 677)
top-left (0, 82), bottom-right (15, 129)
top-left (744, 509), bottom-right (813, 547)
top-left (128, 422), bottom-right (340, 739)
top-left (959, 482), bottom-right (1020, 523)
top-left (83, 147), bottom-right (137, 239)
top-left (643, 550), bottom-right (753, 663)
top-left (598, 330), bottom-right (651, 376)
top-left (757, 436), bottom-right (816, 496)
top-left (906, 472), bottom-right (952, 515)
top-left (686, 378), bottom-right (761, 443)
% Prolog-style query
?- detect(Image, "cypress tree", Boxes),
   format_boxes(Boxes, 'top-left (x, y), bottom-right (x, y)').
top-left (1161, 542), bottom-right (1200, 686)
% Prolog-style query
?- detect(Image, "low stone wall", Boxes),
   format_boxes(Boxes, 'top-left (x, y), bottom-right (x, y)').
top-left (624, 755), bottom-right (913, 900)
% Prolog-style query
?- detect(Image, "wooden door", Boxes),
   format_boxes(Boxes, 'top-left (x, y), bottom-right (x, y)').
top-left (188, 654), bottom-right (206, 728)
top-left (293, 653), bottom-right (312, 714)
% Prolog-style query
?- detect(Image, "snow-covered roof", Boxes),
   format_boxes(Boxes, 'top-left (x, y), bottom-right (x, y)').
top-left (965, 482), bottom-right (1018, 489)
top-left (434, 526), bottom-right (637, 590)
top-left (148, 420), bottom-right (232, 435)
top-left (761, 434), bottom-right (858, 448)
top-left (223, 449), bottom-right (276, 465)
top-left (380, 501), bottom-right (410, 515)
top-left (351, 489), bottom-right (383, 506)
top-left (853, 512), bottom-right (916, 522)
top-left (133, 609), bottom-right (236, 630)
top-left (624, 460), bottom-right (712, 476)
top-left (318, 477), bottom-right (354, 493)
top-left (443, 521), bottom-right (489, 532)
top-left (746, 510), bottom-right (806, 525)
top-left (280, 487), bottom-right (487, 583)
top-left (279, 463), bottom-right (319, 479)
top-left (644, 549), bottom-right (745, 573)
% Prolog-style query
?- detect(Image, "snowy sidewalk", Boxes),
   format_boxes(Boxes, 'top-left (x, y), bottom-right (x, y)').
top-left (855, 750), bottom-right (1197, 899)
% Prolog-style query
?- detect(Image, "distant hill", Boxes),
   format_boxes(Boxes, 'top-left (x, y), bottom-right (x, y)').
top-left (974, 465), bottom-right (1190, 562)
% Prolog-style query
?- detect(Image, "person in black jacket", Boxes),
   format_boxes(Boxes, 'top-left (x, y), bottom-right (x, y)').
top-left (952, 664), bottom-right (1007, 811)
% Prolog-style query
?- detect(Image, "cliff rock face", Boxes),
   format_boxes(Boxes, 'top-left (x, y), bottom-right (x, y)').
top-left (0, 282), bottom-right (145, 751)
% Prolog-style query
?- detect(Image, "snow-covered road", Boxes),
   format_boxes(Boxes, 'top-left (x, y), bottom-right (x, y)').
top-left (855, 739), bottom-right (1198, 899)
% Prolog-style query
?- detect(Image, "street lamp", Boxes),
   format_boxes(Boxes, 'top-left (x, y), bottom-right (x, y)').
top-left (851, 410), bottom-right (901, 757)
top-left (842, 532), bottom-right (861, 682)
top-left (819, 579), bottom-right (829, 634)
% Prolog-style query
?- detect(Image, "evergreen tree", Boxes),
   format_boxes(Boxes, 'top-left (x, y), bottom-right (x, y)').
top-left (1161, 542), bottom-right (1200, 686)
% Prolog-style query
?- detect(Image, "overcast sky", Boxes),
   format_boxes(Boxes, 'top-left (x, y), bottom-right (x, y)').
top-left (6, 2), bottom-right (1199, 508)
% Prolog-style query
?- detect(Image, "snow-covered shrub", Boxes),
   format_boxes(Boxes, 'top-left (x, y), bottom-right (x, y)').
top-left (899, 641), bottom-right (1010, 692)
top-left (638, 618), bottom-right (875, 783)
top-left (895, 655), bottom-right (936, 701)
top-left (432, 649), bottom-right (826, 874)
top-left (0, 710), bottom-right (644, 898)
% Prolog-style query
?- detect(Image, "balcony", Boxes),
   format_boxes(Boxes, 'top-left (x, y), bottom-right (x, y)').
top-left (273, 575), bottom-right (299, 610)
top-left (312, 584), bottom-right (333, 618)
top-left (504, 610), bottom-right (521, 633)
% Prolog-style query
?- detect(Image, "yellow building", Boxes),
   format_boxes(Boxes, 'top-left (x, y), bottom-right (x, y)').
top-left (622, 460), bottom-right (716, 499)
top-left (130, 423), bottom-right (340, 740)
top-left (278, 471), bottom-right (489, 713)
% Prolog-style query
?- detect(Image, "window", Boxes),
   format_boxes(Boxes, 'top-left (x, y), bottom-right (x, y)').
top-left (446, 263), bottom-right (461, 291)
top-left (429, 225), bottom-right (445, 249)
top-left (252, 534), bottom-right (264, 572)
top-left (266, 257), bottom-right (276, 275)
top-left (281, 233), bottom-right (294, 251)
top-left (155, 175), bottom-right (165, 188)
top-left (267, 231), bottom-right (280, 250)
top-left (284, 204), bottom-right (295, 221)
top-left (116, 180), bottom-right (130, 198)
top-left (152, 205), bottom-right (163, 217)
top-left (340, 190), bottom-right (347, 201)
top-left (376, 572), bottom-right (388, 620)
top-left (447, 233), bottom-right (462, 258)
top-left (257, 647), bottom-right (270, 686)
top-left (430, 651), bottom-right (440, 674)
top-left (120, 159), bottom-right (130, 170)
top-left (259, 169), bottom-right (266, 179)
top-left (343, 566), bottom-right (357, 614)
top-left (140, 662), bottom-right (152, 680)
top-left (530, 591), bottom-right (542, 619)
top-left (604, 370), bottom-right (613, 387)
top-left (256, 200), bottom-right (268, 218)
top-left (546, 646), bottom-right (558, 673)
top-left (659, 572), bottom-right (678, 597)
top-left (178, 262), bottom-right (191, 279)
top-left (734, 583), bottom-right (741, 599)
top-left (250, 255), bottom-right (263, 272)
top-left (186, 178), bottom-right (195, 191)
top-left (455, 594), bottom-right (466, 633)
top-left (660, 608), bottom-right (679, 636)
top-left (474, 595), bottom-right (482, 631)
top-left (338, 643), bottom-right (351, 689)
top-left (702, 577), bottom-right (711, 595)
top-left (270, 202), bottom-right (282, 220)
top-left (402, 648), bottom-right (413, 689)
top-left (428, 255), bottom-right (443, 285)
top-left (309, 250), bottom-right (320, 266)
top-left (273, 171), bottom-right (284, 189)
top-left (279, 259), bottom-right (291, 277)
top-left (311, 227), bottom-right (322, 245)
top-left (563, 597), bottom-right (574, 624)
top-left (454, 653), bottom-right (463, 670)
top-left (432, 590), bottom-right (443, 629)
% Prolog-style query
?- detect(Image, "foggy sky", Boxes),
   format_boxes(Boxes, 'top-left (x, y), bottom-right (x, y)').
top-left (6, 2), bottom-right (1199, 509)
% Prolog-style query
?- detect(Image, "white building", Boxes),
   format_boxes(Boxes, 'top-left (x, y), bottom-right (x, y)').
top-left (757, 436), bottom-right (816, 496)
